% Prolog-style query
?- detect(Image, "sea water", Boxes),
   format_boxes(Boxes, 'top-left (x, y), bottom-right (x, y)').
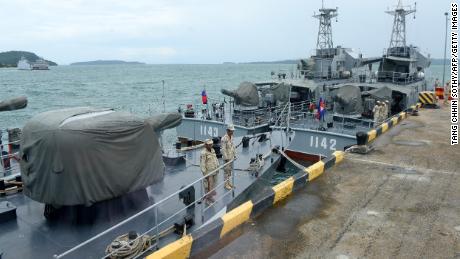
top-left (0, 64), bottom-right (446, 145)
top-left (0, 64), bottom-right (294, 143)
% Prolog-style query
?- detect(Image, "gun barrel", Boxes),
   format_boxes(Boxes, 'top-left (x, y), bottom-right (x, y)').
top-left (0, 96), bottom-right (28, 112)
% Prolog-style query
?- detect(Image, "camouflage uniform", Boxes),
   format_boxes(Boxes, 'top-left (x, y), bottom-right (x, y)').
top-left (373, 103), bottom-right (380, 125)
top-left (381, 102), bottom-right (388, 121)
top-left (221, 133), bottom-right (236, 185)
top-left (200, 148), bottom-right (219, 197)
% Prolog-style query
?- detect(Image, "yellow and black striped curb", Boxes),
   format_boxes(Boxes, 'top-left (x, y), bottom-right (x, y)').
top-left (419, 91), bottom-right (436, 105)
top-left (147, 151), bottom-right (345, 259)
top-left (366, 111), bottom-right (407, 144)
top-left (355, 102), bottom-right (421, 146)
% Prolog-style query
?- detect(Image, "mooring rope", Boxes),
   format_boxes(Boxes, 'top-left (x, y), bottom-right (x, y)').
top-left (105, 233), bottom-right (151, 259)
top-left (276, 149), bottom-right (307, 172)
top-left (105, 225), bottom-right (175, 259)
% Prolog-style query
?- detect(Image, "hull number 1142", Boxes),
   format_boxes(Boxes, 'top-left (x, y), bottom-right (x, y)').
top-left (309, 136), bottom-right (337, 150)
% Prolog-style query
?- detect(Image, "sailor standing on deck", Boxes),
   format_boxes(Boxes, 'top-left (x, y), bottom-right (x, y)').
top-left (385, 100), bottom-right (391, 118)
top-left (378, 101), bottom-right (386, 123)
top-left (200, 139), bottom-right (219, 205)
top-left (373, 101), bottom-right (381, 125)
top-left (381, 100), bottom-right (388, 121)
top-left (221, 124), bottom-right (236, 190)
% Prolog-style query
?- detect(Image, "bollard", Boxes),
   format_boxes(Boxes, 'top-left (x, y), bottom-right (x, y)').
top-left (356, 132), bottom-right (368, 146)
top-left (242, 137), bottom-right (250, 148)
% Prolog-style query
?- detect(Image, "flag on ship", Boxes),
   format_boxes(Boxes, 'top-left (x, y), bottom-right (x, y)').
top-left (201, 89), bottom-right (208, 104)
top-left (317, 97), bottom-right (326, 121)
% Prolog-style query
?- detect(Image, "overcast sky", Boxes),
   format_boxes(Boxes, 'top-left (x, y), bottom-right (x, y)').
top-left (0, 0), bottom-right (451, 64)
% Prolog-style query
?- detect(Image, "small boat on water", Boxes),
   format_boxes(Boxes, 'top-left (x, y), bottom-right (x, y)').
top-left (31, 58), bottom-right (49, 70)
top-left (16, 56), bottom-right (31, 70)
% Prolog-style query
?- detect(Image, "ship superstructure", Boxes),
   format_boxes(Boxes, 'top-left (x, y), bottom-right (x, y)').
top-left (31, 58), bottom-right (49, 70)
top-left (286, 0), bottom-right (431, 158)
top-left (176, 1), bottom-right (431, 159)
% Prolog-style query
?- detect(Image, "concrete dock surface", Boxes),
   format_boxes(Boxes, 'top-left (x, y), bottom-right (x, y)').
top-left (207, 104), bottom-right (460, 259)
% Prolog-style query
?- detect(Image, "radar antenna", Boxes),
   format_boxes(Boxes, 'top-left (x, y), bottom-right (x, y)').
top-left (386, 0), bottom-right (416, 51)
top-left (313, 1), bottom-right (338, 57)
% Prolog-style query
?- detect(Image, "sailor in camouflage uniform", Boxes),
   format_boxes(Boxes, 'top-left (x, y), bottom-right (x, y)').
top-left (385, 100), bottom-right (391, 119)
top-left (221, 124), bottom-right (236, 190)
top-left (373, 101), bottom-right (381, 125)
top-left (200, 139), bottom-right (219, 204)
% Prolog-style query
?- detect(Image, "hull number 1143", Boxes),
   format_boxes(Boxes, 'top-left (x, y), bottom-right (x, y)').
top-left (200, 125), bottom-right (219, 138)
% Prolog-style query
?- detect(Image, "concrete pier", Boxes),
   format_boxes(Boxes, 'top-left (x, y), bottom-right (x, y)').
top-left (208, 104), bottom-right (460, 259)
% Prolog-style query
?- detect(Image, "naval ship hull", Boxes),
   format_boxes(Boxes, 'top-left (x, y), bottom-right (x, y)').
top-left (286, 127), bottom-right (357, 158)
top-left (177, 117), bottom-right (270, 142)
top-left (285, 77), bottom-right (428, 158)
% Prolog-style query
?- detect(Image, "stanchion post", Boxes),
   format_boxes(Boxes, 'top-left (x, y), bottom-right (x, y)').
top-left (155, 206), bottom-right (159, 248)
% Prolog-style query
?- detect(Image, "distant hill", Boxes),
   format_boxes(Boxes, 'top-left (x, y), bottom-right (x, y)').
top-left (70, 60), bottom-right (145, 66)
top-left (0, 51), bottom-right (57, 68)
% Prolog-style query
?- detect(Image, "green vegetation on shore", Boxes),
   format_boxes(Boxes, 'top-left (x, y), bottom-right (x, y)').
top-left (0, 51), bottom-right (57, 68)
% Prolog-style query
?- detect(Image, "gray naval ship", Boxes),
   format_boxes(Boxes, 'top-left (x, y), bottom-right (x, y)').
top-left (176, 3), bottom-right (366, 144)
top-left (287, 0), bottom-right (430, 158)
top-left (177, 0), bottom-right (430, 161)
top-left (0, 97), bottom-right (294, 258)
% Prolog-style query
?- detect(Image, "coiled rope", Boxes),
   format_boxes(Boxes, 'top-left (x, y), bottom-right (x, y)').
top-left (105, 233), bottom-right (151, 259)
top-left (105, 225), bottom-right (175, 259)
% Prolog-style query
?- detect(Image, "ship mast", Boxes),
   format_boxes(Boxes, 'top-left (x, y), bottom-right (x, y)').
top-left (313, 0), bottom-right (338, 57)
top-left (386, 0), bottom-right (416, 53)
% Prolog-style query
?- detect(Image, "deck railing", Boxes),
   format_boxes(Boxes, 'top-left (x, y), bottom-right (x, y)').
top-left (352, 69), bottom-right (423, 85)
top-left (54, 156), bottom-right (238, 259)
top-left (179, 99), bottom-right (314, 128)
top-left (288, 111), bottom-right (374, 135)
